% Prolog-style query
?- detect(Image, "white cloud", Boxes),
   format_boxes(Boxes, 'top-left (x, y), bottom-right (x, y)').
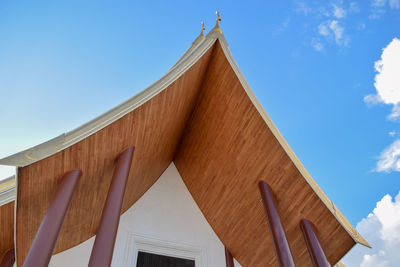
top-left (364, 94), bottom-right (382, 106)
top-left (333, 4), bottom-right (347, 18)
top-left (374, 39), bottom-right (400, 105)
top-left (376, 139), bottom-right (400, 172)
top-left (389, 106), bottom-right (400, 120)
top-left (296, 2), bottom-right (363, 50)
top-left (365, 38), bottom-right (400, 120)
top-left (316, 20), bottom-right (348, 47)
top-left (343, 191), bottom-right (400, 267)
top-left (361, 254), bottom-right (389, 267)
top-left (329, 20), bottom-right (345, 45)
top-left (318, 24), bottom-right (330, 36)
top-left (374, 194), bottom-right (400, 241)
top-left (313, 42), bottom-right (324, 51)
top-left (312, 38), bottom-right (324, 51)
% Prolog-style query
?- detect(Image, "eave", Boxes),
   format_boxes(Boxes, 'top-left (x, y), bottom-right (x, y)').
top-left (0, 25), bottom-right (368, 266)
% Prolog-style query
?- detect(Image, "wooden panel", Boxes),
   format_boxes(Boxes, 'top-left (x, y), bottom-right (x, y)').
top-left (15, 45), bottom-right (214, 266)
top-left (174, 41), bottom-right (355, 267)
top-left (0, 202), bottom-right (14, 261)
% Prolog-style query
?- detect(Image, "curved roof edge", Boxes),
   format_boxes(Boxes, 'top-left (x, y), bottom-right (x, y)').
top-left (0, 24), bottom-right (369, 252)
top-left (0, 30), bottom-right (219, 168)
top-left (215, 33), bottom-right (370, 249)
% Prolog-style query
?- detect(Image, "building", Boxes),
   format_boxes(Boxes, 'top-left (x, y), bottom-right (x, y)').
top-left (0, 14), bottom-right (369, 267)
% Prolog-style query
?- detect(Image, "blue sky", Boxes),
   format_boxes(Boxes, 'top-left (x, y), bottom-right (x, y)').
top-left (0, 1), bottom-right (399, 265)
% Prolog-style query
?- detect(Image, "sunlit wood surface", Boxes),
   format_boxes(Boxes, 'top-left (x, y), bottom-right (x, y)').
top-left (174, 41), bottom-right (354, 266)
top-left (15, 46), bottom-right (214, 266)
top-left (0, 201), bottom-right (14, 262)
top-left (10, 35), bottom-right (362, 267)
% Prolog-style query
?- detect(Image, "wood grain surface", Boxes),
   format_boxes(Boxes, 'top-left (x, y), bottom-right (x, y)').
top-left (11, 37), bottom-right (358, 267)
top-left (174, 41), bottom-right (354, 266)
top-left (0, 201), bottom-right (14, 262)
top-left (15, 45), bottom-right (214, 266)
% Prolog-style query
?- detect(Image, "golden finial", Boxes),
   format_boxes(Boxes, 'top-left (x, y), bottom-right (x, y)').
top-left (214, 11), bottom-right (222, 34)
top-left (195, 21), bottom-right (205, 40)
top-left (198, 21), bottom-right (205, 40)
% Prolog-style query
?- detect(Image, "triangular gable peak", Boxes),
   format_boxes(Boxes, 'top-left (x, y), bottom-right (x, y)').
top-left (0, 17), bottom-right (368, 266)
top-left (49, 163), bottom-right (243, 267)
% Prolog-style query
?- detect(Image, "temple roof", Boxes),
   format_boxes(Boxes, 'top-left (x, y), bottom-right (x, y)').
top-left (0, 20), bottom-right (368, 266)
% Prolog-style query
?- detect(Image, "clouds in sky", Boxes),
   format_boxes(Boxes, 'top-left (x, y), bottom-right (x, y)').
top-left (311, 38), bottom-right (324, 51)
top-left (329, 20), bottom-right (346, 45)
top-left (343, 29), bottom-right (400, 266)
top-left (363, 38), bottom-right (400, 172)
top-left (295, 1), bottom-right (399, 51)
top-left (295, 1), bottom-right (359, 51)
top-left (371, 0), bottom-right (400, 18)
top-left (343, 191), bottom-right (400, 266)
top-left (364, 38), bottom-right (400, 120)
top-left (317, 20), bottom-right (345, 46)
top-left (333, 4), bottom-right (347, 19)
top-left (376, 140), bottom-right (400, 172)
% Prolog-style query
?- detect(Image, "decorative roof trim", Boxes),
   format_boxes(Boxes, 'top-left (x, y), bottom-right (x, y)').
top-left (0, 32), bottom-right (218, 168)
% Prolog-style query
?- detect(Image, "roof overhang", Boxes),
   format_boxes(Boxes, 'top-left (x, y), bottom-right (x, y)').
top-left (0, 26), bottom-right (368, 266)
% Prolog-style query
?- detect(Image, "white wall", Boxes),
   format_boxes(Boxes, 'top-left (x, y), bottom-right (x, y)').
top-left (49, 162), bottom-right (241, 267)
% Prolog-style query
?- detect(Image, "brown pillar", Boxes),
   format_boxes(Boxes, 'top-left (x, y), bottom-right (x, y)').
top-left (258, 181), bottom-right (295, 267)
top-left (0, 249), bottom-right (15, 267)
top-left (88, 146), bottom-right (134, 267)
top-left (225, 247), bottom-right (234, 267)
top-left (24, 169), bottom-right (82, 267)
top-left (300, 219), bottom-right (330, 267)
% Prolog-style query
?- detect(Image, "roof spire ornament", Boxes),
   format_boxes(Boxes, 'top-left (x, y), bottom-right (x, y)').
top-left (200, 21), bottom-right (205, 40)
top-left (214, 11), bottom-right (222, 34)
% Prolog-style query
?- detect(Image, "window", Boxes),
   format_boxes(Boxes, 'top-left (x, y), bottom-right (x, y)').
top-left (136, 251), bottom-right (195, 267)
